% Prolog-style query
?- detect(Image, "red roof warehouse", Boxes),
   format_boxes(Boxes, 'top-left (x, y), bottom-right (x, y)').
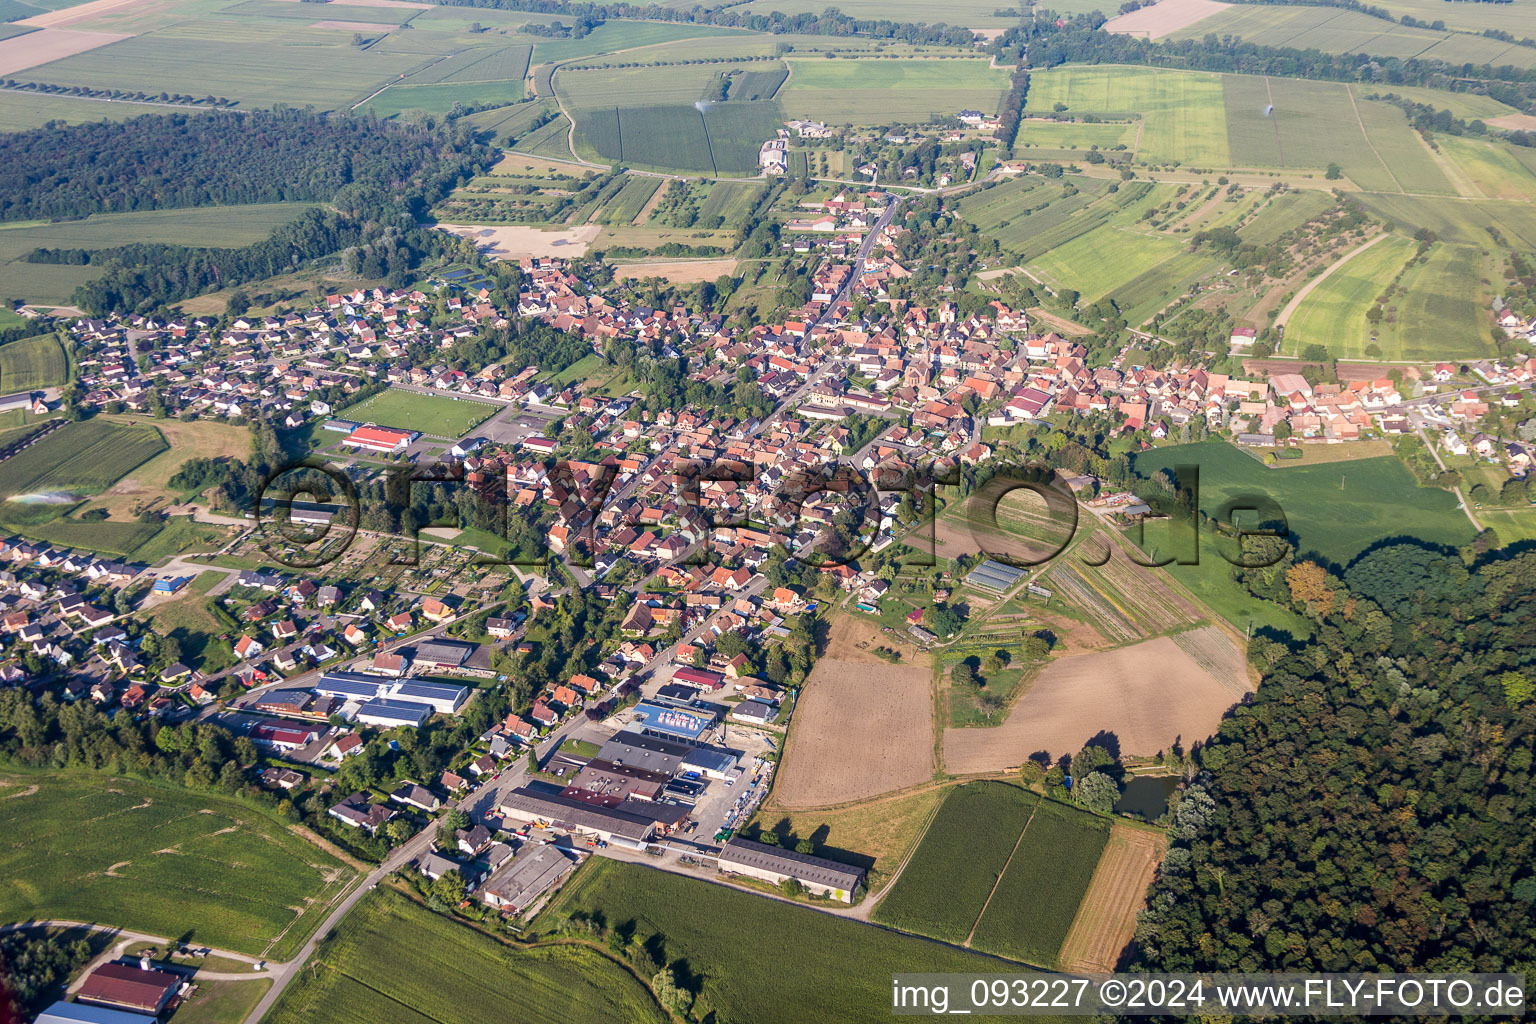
top-left (343, 425), bottom-right (418, 454)
top-left (76, 963), bottom-right (181, 1015)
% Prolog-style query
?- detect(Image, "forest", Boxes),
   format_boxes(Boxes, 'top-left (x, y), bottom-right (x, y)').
top-left (0, 109), bottom-right (491, 222)
top-left (1136, 539), bottom-right (1536, 974)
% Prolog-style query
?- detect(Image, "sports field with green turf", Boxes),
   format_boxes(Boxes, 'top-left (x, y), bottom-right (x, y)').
top-left (342, 388), bottom-right (497, 439)
top-left (0, 770), bottom-right (355, 960)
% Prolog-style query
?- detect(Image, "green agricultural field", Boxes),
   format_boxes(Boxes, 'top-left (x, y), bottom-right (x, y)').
top-left (0, 509), bottom-right (163, 556)
top-left (969, 799), bottom-right (1110, 967)
top-left (557, 63), bottom-right (733, 109)
top-left (342, 388), bottom-right (497, 439)
top-left (1237, 190), bottom-right (1333, 245)
top-left (547, 858), bottom-right (1052, 1022)
top-left (0, 91), bottom-right (178, 132)
top-left (1026, 66), bottom-right (1228, 166)
top-left (1166, 3), bottom-right (1530, 68)
top-left (1435, 135), bottom-right (1536, 202)
top-left (1371, 242), bottom-right (1495, 361)
top-left (1363, 85), bottom-right (1524, 122)
top-left (1132, 441), bottom-right (1476, 566)
top-left (22, 20), bottom-right (441, 110)
top-left (1285, 234), bottom-right (1412, 358)
top-left (729, 67), bottom-right (787, 100)
top-left (0, 420), bottom-right (166, 503)
top-left (781, 56), bottom-right (1009, 124)
top-left (872, 783), bottom-right (1039, 943)
top-left (0, 771), bottom-right (355, 959)
top-left (364, 80), bottom-right (524, 119)
top-left (532, 21), bottom-right (754, 63)
top-left (594, 175), bottom-right (661, 225)
top-left (577, 101), bottom-right (782, 175)
top-left (1017, 118), bottom-right (1138, 151)
top-left (0, 203), bottom-right (318, 304)
top-left (695, 180), bottom-right (764, 229)
top-left (1352, 193), bottom-right (1536, 248)
top-left (514, 113), bottom-right (575, 160)
top-left (412, 42), bottom-right (532, 84)
top-left (267, 888), bottom-right (666, 1024)
top-left (0, 333), bottom-right (68, 392)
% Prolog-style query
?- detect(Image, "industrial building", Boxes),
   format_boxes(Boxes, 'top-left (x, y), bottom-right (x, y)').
top-left (717, 837), bottom-right (866, 902)
top-left (357, 698), bottom-right (432, 728)
top-left (479, 844), bottom-right (581, 912)
top-left (342, 424), bottom-right (418, 454)
top-left (35, 1003), bottom-right (157, 1024)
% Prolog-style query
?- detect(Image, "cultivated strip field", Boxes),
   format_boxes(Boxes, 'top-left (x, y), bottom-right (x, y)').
top-left (0, 419), bottom-right (165, 502)
top-left (774, 657), bottom-right (932, 808)
top-left (871, 783), bottom-right (1039, 943)
top-left (969, 798), bottom-right (1111, 966)
top-left (1105, 0), bottom-right (1229, 39)
top-left (0, 26), bottom-right (128, 74)
top-left (1058, 823), bottom-right (1167, 972)
top-left (943, 626), bottom-right (1251, 774)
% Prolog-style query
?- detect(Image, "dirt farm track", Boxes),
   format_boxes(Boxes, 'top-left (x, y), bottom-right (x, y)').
top-left (943, 625), bottom-right (1251, 774)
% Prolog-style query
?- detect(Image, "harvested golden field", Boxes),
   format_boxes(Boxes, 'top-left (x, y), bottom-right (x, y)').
top-left (615, 258), bottom-right (739, 284)
top-left (1058, 823), bottom-right (1166, 972)
top-left (437, 223), bottom-right (599, 258)
top-left (775, 655), bottom-right (933, 808)
top-left (943, 625), bottom-right (1250, 773)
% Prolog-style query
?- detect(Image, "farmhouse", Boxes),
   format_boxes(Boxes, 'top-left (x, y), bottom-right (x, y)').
top-left (343, 424), bottom-right (418, 454)
top-left (717, 837), bottom-right (866, 901)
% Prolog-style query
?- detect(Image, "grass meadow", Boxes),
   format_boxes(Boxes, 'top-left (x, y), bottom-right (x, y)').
top-left (0, 770), bottom-right (355, 959)
top-left (969, 799), bottom-right (1111, 967)
top-left (1285, 234), bottom-right (1415, 358)
top-left (547, 858), bottom-right (1046, 1022)
top-left (781, 56), bottom-right (1009, 124)
top-left (342, 388), bottom-right (497, 439)
top-left (871, 783), bottom-right (1040, 943)
top-left (1285, 235), bottom-right (1495, 361)
top-left (1132, 441), bottom-right (1476, 567)
top-left (267, 888), bottom-right (667, 1024)
top-left (0, 333), bottom-right (68, 392)
top-left (1025, 66), bottom-right (1228, 166)
top-left (0, 204), bottom-right (317, 305)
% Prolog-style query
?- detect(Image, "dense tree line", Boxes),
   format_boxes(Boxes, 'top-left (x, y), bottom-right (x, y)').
top-left (0, 930), bottom-right (95, 1019)
top-left (0, 108), bottom-right (486, 222)
top-left (434, 0), bottom-right (979, 46)
top-left (1136, 542), bottom-right (1536, 975)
